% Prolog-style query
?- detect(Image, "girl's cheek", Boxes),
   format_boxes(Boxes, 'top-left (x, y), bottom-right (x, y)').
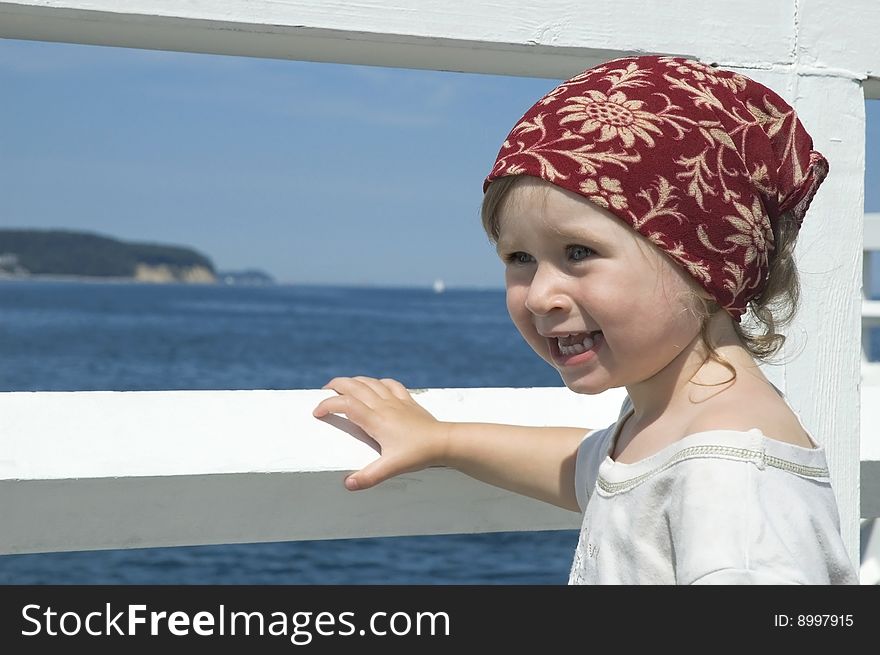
top-left (506, 284), bottom-right (529, 316)
top-left (510, 310), bottom-right (535, 341)
top-left (505, 301), bottom-right (546, 354)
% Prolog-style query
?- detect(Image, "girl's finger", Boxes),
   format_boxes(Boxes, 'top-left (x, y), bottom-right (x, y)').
top-left (312, 394), bottom-right (373, 429)
top-left (321, 376), bottom-right (384, 409)
top-left (352, 376), bottom-right (394, 400)
top-left (346, 454), bottom-right (403, 491)
top-left (379, 378), bottom-right (412, 401)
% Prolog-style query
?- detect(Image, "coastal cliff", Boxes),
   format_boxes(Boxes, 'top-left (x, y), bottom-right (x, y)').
top-left (133, 263), bottom-right (217, 283)
top-left (0, 229), bottom-right (218, 283)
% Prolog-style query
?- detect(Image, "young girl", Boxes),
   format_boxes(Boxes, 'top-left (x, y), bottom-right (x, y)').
top-left (312, 55), bottom-right (858, 584)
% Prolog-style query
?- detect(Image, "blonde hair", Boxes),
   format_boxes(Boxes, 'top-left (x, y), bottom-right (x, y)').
top-left (481, 176), bottom-right (802, 381)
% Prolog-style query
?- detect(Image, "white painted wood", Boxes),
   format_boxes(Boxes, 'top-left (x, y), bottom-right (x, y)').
top-left (2, 382), bottom-right (874, 557)
top-left (0, 387), bottom-right (626, 554)
top-left (799, 0), bottom-right (880, 98)
top-left (864, 301), bottom-right (880, 321)
top-left (863, 383), bottom-right (880, 519)
top-left (865, 214), bottom-right (880, 252)
top-left (0, 0), bottom-right (867, 89)
top-left (863, 363), bottom-right (880, 387)
top-left (1, 0), bottom-right (875, 94)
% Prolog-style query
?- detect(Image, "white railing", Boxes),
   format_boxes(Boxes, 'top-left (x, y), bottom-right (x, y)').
top-left (861, 213), bottom-right (880, 576)
top-left (862, 212), bottom-right (880, 371)
top-left (0, 387), bottom-right (625, 554)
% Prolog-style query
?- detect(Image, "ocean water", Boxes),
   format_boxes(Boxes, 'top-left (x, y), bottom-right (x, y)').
top-left (0, 280), bottom-right (580, 584)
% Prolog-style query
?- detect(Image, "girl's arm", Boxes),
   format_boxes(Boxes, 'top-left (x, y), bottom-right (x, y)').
top-left (312, 376), bottom-right (590, 513)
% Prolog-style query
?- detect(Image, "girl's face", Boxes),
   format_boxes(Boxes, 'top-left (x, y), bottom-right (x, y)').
top-left (496, 177), bottom-right (706, 395)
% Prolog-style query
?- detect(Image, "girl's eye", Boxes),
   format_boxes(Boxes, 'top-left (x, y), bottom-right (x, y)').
top-left (567, 245), bottom-right (594, 261)
top-left (505, 252), bottom-right (534, 265)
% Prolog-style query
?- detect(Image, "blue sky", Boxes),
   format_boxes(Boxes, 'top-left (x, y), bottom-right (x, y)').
top-left (1, 38), bottom-right (878, 289)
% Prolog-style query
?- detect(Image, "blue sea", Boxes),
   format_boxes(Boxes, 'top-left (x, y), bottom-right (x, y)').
top-left (0, 280), bottom-right (581, 584)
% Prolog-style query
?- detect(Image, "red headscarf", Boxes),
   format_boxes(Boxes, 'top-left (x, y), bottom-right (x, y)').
top-left (484, 55), bottom-right (827, 317)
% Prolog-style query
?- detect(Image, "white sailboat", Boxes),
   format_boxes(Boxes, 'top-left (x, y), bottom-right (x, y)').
top-left (432, 278), bottom-right (446, 294)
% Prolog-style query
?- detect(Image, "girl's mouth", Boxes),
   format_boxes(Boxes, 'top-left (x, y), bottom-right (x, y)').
top-left (549, 331), bottom-right (603, 366)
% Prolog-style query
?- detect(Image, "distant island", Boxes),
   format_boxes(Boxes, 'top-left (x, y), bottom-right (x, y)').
top-left (0, 229), bottom-right (273, 285)
top-left (0, 229), bottom-right (218, 283)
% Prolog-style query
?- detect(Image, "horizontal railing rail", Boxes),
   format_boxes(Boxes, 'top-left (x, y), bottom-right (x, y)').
top-left (1, 383), bottom-right (877, 557)
top-left (0, 387), bottom-right (626, 555)
top-left (862, 213), bottom-right (880, 386)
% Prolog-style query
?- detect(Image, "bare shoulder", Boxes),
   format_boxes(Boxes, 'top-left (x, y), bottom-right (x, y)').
top-left (684, 385), bottom-right (816, 450)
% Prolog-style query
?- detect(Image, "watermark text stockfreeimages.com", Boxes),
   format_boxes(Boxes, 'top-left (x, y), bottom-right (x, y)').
top-left (21, 603), bottom-right (451, 645)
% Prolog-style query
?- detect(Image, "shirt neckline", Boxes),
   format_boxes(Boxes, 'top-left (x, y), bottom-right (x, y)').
top-left (598, 394), bottom-right (829, 486)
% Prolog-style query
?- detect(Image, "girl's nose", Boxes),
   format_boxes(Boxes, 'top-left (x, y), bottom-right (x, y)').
top-left (524, 264), bottom-right (570, 316)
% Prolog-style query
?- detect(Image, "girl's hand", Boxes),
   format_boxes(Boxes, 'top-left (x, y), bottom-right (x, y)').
top-left (312, 376), bottom-right (450, 491)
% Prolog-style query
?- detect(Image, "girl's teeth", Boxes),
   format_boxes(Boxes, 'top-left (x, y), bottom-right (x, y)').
top-left (558, 333), bottom-right (595, 355)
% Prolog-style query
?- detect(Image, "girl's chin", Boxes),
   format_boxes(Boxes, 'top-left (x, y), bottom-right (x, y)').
top-left (559, 374), bottom-right (610, 396)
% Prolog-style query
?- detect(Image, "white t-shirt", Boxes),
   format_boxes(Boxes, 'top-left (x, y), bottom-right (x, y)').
top-left (569, 395), bottom-right (858, 584)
